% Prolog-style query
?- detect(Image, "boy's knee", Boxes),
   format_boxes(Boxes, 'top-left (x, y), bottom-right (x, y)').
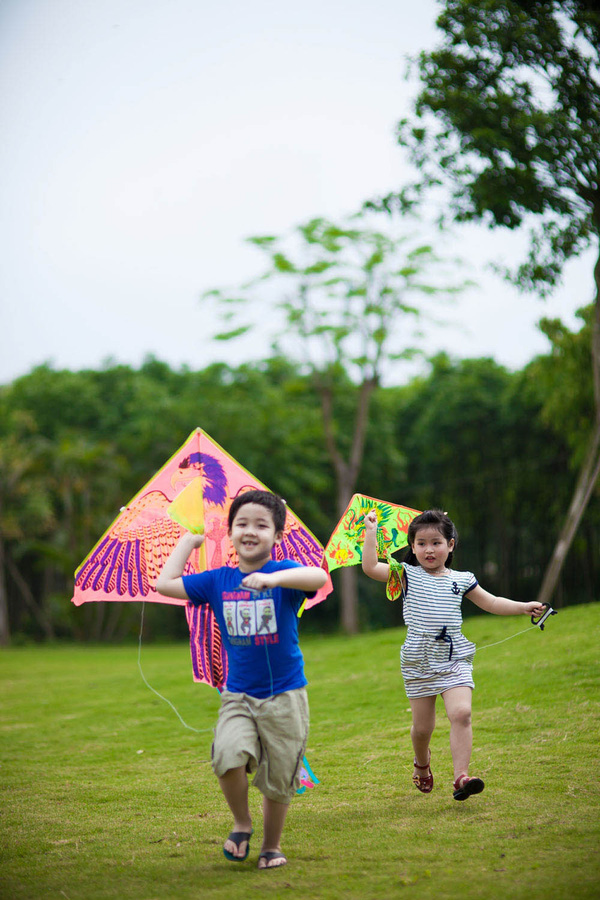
top-left (212, 744), bottom-right (257, 779)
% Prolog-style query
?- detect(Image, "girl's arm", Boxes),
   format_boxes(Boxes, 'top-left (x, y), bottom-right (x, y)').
top-left (156, 532), bottom-right (205, 599)
top-left (466, 584), bottom-right (546, 617)
top-left (361, 510), bottom-right (390, 583)
top-left (241, 566), bottom-right (328, 593)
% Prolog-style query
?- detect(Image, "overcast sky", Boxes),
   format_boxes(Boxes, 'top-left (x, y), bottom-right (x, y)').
top-left (0, 0), bottom-right (595, 387)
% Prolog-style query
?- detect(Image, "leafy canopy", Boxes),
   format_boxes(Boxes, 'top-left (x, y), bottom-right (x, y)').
top-left (202, 215), bottom-right (467, 385)
top-left (380, 0), bottom-right (600, 294)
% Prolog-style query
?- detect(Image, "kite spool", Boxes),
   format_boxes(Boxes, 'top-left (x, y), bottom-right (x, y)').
top-left (531, 603), bottom-right (557, 631)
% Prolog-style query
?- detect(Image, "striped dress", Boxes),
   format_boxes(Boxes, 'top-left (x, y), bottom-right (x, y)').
top-left (400, 564), bottom-right (478, 699)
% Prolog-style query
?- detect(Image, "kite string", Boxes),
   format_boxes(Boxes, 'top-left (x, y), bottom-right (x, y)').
top-left (475, 623), bottom-right (538, 652)
top-left (137, 602), bottom-right (212, 734)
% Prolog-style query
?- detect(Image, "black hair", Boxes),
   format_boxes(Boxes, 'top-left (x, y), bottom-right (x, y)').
top-left (403, 509), bottom-right (458, 567)
top-left (227, 489), bottom-right (287, 533)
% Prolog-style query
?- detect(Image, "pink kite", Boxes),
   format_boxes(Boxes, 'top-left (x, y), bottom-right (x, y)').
top-left (72, 427), bottom-right (332, 688)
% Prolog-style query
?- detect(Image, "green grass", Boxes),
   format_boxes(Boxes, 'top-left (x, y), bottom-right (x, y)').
top-left (1, 604), bottom-right (599, 900)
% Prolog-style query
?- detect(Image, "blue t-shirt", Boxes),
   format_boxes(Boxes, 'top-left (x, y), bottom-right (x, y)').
top-left (182, 559), bottom-right (309, 699)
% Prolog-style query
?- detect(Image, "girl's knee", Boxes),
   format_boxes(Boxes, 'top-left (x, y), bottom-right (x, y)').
top-left (411, 723), bottom-right (435, 742)
top-left (449, 706), bottom-right (472, 728)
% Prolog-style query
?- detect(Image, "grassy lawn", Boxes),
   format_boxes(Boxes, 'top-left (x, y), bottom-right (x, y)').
top-left (1, 603), bottom-right (599, 900)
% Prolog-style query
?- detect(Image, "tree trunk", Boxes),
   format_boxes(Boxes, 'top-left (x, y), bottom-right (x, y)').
top-left (339, 566), bottom-right (359, 633)
top-left (319, 376), bottom-right (377, 633)
top-left (536, 422), bottom-right (600, 608)
top-left (536, 240), bottom-right (600, 606)
top-left (0, 539), bottom-right (10, 646)
top-left (6, 554), bottom-right (55, 639)
top-left (335, 480), bottom-right (359, 633)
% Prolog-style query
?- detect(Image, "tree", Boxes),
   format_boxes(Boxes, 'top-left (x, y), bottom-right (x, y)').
top-left (386, 352), bottom-right (576, 600)
top-left (0, 408), bottom-right (55, 644)
top-left (202, 215), bottom-right (465, 632)
top-left (525, 304), bottom-right (599, 604)
top-left (375, 0), bottom-right (600, 607)
top-left (1, 359), bottom-right (336, 640)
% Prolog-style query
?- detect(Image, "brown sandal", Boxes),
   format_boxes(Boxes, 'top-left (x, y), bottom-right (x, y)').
top-left (453, 774), bottom-right (484, 801)
top-left (412, 752), bottom-right (433, 793)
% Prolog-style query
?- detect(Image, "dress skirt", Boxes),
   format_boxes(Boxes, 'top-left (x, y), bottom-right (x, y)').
top-left (401, 628), bottom-right (475, 699)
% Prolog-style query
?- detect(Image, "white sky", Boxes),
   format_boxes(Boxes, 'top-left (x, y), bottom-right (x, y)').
top-left (0, 0), bottom-right (596, 387)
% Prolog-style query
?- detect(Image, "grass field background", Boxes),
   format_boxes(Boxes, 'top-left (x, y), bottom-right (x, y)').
top-left (1, 602), bottom-right (599, 900)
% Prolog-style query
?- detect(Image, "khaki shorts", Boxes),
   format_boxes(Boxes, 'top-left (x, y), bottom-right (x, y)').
top-left (212, 687), bottom-right (309, 804)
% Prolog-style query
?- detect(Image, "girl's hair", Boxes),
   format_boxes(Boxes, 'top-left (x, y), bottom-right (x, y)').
top-left (404, 509), bottom-right (458, 567)
top-left (228, 489), bottom-right (287, 533)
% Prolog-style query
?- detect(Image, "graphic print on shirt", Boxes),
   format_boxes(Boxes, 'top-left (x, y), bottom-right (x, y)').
top-left (224, 604), bottom-right (235, 636)
top-left (238, 600), bottom-right (254, 635)
top-left (256, 598), bottom-right (276, 634)
top-left (222, 592), bottom-right (279, 646)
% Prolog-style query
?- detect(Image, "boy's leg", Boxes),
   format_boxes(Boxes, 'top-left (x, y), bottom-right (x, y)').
top-left (258, 796), bottom-right (289, 869)
top-left (219, 765), bottom-right (253, 859)
top-left (252, 688), bottom-right (309, 869)
top-left (212, 692), bottom-right (261, 859)
top-left (409, 695), bottom-right (436, 780)
top-left (441, 686), bottom-right (473, 780)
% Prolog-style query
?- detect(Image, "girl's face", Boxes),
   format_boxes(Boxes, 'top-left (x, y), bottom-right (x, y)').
top-left (411, 525), bottom-right (454, 574)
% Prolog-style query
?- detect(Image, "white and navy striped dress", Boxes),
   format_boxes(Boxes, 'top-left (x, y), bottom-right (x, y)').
top-left (400, 564), bottom-right (478, 698)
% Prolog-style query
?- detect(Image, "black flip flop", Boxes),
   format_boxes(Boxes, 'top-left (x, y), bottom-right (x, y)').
top-left (258, 851), bottom-right (287, 869)
top-left (223, 830), bottom-right (253, 861)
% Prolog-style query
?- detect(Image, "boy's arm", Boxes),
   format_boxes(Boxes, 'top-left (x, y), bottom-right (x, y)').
top-left (156, 533), bottom-right (205, 600)
top-left (241, 566), bottom-right (328, 593)
top-left (466, 584), bottom-right (545, 617)
top-left (361, 510), bottom-right (390, 583)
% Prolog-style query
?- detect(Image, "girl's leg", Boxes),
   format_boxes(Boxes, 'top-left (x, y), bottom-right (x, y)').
top-left (258, 796), bottom-right (289, 869)
top-left (441, 686), bottom-right (474, 781)
top-left (409, 695), bottom-right (436, 779)
top-left (219, 765), bottom-right (253, 859)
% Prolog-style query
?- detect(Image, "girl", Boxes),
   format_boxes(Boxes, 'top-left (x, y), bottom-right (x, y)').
top-left (362, 508), bottom-right (545, 801)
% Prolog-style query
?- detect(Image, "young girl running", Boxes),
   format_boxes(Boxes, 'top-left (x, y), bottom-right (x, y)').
top-left (362, 508), bottom-right (545, 801)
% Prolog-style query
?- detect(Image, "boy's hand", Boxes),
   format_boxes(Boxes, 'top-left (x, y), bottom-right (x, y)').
top-left (241, 572), bottom-right (275, 591)
top-left (364, 509), bottom-right (378, 532)
top-left (184, 532), bottom-right (205, 549)
top-left (155, 531), bottom-right (205, 601)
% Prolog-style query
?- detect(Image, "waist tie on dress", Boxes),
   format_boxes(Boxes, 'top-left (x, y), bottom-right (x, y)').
top-left (434, 625), bottom-right (453, 660)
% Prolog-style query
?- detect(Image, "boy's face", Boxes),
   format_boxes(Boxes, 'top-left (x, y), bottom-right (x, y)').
top-left (228, 502), bottom-right (282, 571)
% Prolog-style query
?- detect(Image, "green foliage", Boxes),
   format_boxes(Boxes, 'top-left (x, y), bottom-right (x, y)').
top-left (381, 0), bottom-right (600, 294)
top-left (1, 303), bottom-right (597, 640)
top-left (201, 215), bottom-right (466, 385)
top-left (0, 358), bottom-right (338, 639)
top-left (528, 305), bottom-right (595, 465)
top-left (1, 604), bottom-right (598, 899)
top-left (0, 407), bottom-right (54, 543)
top-left (364, 349), bottom-right (596, 609)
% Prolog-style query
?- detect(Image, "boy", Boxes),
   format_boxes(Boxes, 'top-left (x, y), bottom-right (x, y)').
top-left (156, 489), bottom-right (327, 870)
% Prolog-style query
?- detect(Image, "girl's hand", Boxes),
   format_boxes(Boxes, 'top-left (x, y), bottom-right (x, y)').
top-left (364, 509), bottom-right (378, 532)
top-left (241, 572), bottom-right (275, 591)
top-left (185, 532), bottom-right (206, 549)
top-left (523, 601), bottom-right (546, 617)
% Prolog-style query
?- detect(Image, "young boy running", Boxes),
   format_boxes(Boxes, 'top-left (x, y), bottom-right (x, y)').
top-left (156, 489), bottom-right (327, 870)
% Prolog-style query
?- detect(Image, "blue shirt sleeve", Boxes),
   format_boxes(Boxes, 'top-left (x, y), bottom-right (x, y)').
top-left (182, 570), bottom-right (215, 606)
